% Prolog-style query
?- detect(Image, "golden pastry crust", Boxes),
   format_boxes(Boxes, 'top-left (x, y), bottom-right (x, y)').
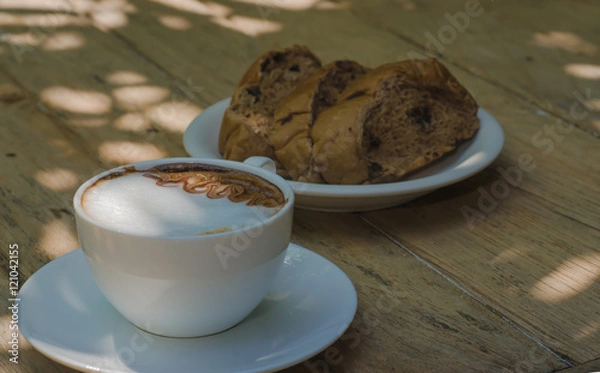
top-left (220, 47), bottom-right (480, 185)
top-left (311, 95), bottom-right (373, 184)
top-left (312, 58), bottom-right (480, 184)
top-left (218, 45), bottom-right (322, 177)
top-left (270, 60), bottom-right (368, 182)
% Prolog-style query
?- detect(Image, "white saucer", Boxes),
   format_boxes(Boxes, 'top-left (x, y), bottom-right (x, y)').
top-left (20, 244), bottom-right (357, 373)
top-left (183, 98), bottom-right (505, 212)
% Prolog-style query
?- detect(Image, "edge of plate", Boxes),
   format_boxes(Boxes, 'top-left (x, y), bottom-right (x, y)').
top-left (183, 99), bottom-right (505, 198)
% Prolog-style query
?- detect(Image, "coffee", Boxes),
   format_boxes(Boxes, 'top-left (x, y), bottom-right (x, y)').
top-left (81, 163), bottom-right (286, 236)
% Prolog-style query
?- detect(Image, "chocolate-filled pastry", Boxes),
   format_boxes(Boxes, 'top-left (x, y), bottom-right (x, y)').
top-left (218, 45), bottom-right (322, 176)
top-left (269, 60), bottom-right (368, 182)
top-left (311, 58), bottom-right (480, 184)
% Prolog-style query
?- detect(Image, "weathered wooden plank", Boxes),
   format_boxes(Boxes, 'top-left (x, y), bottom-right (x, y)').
top-left (0, 74), bottom-right (85, 372)
top-left (357, 36), bottom-right (600, 362)
top-left (0, 98), bottom-right (570, 372)
top-left (0, 189), bottom-right (569, 372)
top-left (0, 1), bottom-right (597, 371)
top-left (347, 0), bottom-right (600, 135)
top-left (0, 78), bottom-right (93, 266)
top-left (82, 0), bottom-right (600, 228)
top-left (70, 0), bottom-right (600, 136)
top-left (557, 358), bottom-right (600, 373)
top-left (0, 16), bottom-right (203, 167)
top-left (0, 71), bottom-right (572, 372)
top-left (0, 19), bottom-right (205, 369)
top-left (449, 62), bottom-right (600, 231)
top-left (364, 175), bottom-right (600, 363)
top-left (281, 210), bottom-right (567, 372)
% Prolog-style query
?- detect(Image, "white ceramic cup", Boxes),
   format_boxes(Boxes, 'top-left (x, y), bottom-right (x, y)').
top-left (73, 157), bottom-right (294, 338)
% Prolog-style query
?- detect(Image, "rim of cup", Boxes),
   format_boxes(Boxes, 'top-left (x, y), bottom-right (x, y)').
top-left (73, 157), bottom-right (295, 240)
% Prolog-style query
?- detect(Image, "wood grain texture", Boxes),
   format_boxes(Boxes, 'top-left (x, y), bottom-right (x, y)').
top-left (557, 358), bottom-right (600, 372)
top-left (83, 0), bottom-right (600, 135)
top-left (282, 211), bottom-right (567, 373)
top-left (0, 0), bottom-right (598, 372)
top-left (347, 0), bottom-right (600, 136)
top-left (364, 193), bottom-right (600, 362)
top-left (104, 0), bottom-right (600, 225)
top-left (0, 79), bottom-right (81, 372)
top-left (361, 48), bottom-right (600, 363)
top-left (0, 19), bottom-right (200, 166)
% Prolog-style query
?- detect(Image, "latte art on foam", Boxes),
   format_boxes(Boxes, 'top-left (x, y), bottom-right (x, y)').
top-left (142, 163), bottom-right (284, 208)
top-left (81, 163), bottom-right (286, 236)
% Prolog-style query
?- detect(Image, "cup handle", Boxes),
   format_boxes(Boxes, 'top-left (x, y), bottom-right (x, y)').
top-left (243, 156), bottom-right (277, 173)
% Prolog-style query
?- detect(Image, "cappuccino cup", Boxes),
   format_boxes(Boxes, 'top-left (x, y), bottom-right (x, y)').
top-left (73, 157), bottom-right (294, 337)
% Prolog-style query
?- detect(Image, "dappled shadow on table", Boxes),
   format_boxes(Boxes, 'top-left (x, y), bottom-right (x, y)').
top-left (0, 0), bottom-right (599, 371)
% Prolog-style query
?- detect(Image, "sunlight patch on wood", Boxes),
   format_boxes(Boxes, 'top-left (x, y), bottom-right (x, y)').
top-left (211, 15), bottom-right (282, 37)
top-left (92, 9), bottom-right (128, 28)
top-left (42, 31), bottom-right (85, 51)
top-left (0, 0), bottom-right (72, 11)
top-left (105, 70), bottom-right (148, 85)
top-left (158, 14), bottom-right (192, 30)
top-left (99, 140), bottom-right (168, 164)
top-left (0, 12), bottom-right (88, 27)
top-left (491, 245), bottom-right (527, 264)
top-left (564, 64), bottom-right (600, 80)
top-left (34, 167), bottom-right (79, 191)
top-left (232, 0), bottom-right (351, 11)
top-left (231, 0), bottom-right (319, 10)
top-left (112, 85), bottom-right (171, 110)
top-left (38, 219), bottom-right (79, 260)
top-left (149, 0), bottom-right (231, 18)
top-left (1, 32), bottom-right (43, 47)
top-left (315, 0), bottom-right (350, 10)
top-left (585, 99), bottom-right (600, 111)
top-left (40, 86), bottom-right (112, 114)
top-left (532, 31), bottom-right (597, 56)
top-left (66, 0), bottom-right (137, 28)
top-left (145, 101), bottom-right (202, 133)
top-left (114, 112), bottom-right (152, 132)
top-left (68, 0), bottom-right (137, 14)
top-left (530, 253), bottom-right (600, 303)
top-left (575, 321), bottom-right (600, 341)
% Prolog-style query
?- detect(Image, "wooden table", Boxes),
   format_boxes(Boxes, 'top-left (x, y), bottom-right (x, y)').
top-left (1, 0), bottom-right (599, 372)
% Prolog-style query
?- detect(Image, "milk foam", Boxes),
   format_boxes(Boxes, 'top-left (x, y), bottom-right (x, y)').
top-left (82, 172), bottom-right (281, 236)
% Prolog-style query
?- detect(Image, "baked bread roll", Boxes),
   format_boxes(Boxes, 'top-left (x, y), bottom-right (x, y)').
top-left (311, 58), bottom-right (480, 184)
top-left (218, 45), bottom-right (322, 174)
top-left (269, 60), bottom-right (368, 182)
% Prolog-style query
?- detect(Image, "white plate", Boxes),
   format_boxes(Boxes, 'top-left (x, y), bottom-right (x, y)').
top-left (20, 244), bottom-right (357, 373)
top-left (184, 98), bottom-right (504, 211)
